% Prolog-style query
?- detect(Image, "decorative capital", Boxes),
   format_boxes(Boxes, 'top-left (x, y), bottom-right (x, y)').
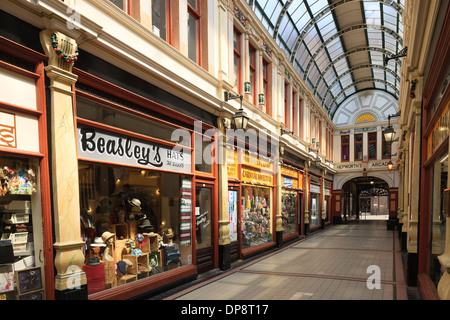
top-left (40, 29), bottom-right (78, 73)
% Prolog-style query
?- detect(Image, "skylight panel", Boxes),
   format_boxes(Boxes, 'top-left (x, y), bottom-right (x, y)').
top-left (307, 0), bottom-right (329, 16)
top-left (316, 50), bottom-right (330, 72)
top-left (340, 74), bottom-right (353, 87)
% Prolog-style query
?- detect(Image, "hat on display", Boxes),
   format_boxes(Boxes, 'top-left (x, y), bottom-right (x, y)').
top-left (138, 219), bottom-right (153, 233)
top-left (101, 231), bottom-right (115, 243)
top-left (116, 261), bottom-right (127, 275)
top-left (128, 198), bottom-right (141, 209)
top-left (87, 257), bottom-right (102, 266)
top-left (136, 233), bottom-right (144, 244)
top-left (90, 237), bottom-right (106, 247)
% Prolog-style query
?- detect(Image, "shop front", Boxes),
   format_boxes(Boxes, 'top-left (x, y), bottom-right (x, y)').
top-left (72, 58), bottom-right (218, 299)
top-left (280, 163), bottom-right (304, 241)
top-left (226, 145), bottom-right (276, 259)
top-left (0, 34), bottom-right (53, 300)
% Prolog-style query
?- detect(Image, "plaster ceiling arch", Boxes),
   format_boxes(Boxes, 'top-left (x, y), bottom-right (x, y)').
top-left (332, 89), bottom-right (398, 126)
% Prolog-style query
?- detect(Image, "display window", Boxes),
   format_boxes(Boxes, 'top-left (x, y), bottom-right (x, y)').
top-left (78, 161), bottom-right (193, 293)
top-left (281, 190), bottom-right (297, 236)
top-left (0, 156), bottom-right (45, 299)
top-left (241, 185), bottom-right (272, 249)
top-left (280, 164), bottom-right (301, 237)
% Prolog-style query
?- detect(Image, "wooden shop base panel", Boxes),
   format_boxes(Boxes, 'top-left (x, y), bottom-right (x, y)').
top-left (88, 264), bottom-right (197, 300)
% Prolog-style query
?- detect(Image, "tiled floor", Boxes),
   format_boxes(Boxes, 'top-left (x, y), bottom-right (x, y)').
top-left (162, 220), bottom-right (407, 300)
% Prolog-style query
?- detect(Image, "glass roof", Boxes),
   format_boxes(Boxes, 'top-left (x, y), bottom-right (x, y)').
top-left (247, 0), bottom-right (404, 120)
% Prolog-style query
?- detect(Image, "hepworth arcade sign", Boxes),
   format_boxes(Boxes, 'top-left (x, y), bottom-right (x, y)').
top-left (335, 160), bottom-right (394, 171)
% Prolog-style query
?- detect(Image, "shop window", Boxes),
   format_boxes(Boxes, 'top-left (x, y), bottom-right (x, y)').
top-left (233, 28), bottom-right (242, 92)
top-left (382, 131), bottom-right (392, 159)
top-left (281, 190), bottom-right (297, 236)
top-left (194, 133), bottom-right (213, 174)
top-left (241, 185), bottom-right (272, 249)
top-left (78, 162), bottom-right (193, 293)
top-left (341, 135), bottom-right (349, 162)
top-left (0, 156), bottom-right (45, 299)
top-left (354, 133), bottom-right (363, 161)
top-left (152, 0), bottom-right (170, 42)
top-left (368, 132), bottom-right (377, 160)
top-left (187, 0), bottom-right (201, 64)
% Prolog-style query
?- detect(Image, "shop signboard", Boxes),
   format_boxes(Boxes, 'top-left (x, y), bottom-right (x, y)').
top-left (77, 127), bottom-right (192, 173)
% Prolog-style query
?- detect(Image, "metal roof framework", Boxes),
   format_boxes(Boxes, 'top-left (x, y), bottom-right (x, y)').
top-left (247, 0), bottom-right (404, 120)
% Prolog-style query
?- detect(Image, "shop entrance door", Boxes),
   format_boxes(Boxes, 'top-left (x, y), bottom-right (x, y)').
top-left (195, 183), bottom-right (215, 273)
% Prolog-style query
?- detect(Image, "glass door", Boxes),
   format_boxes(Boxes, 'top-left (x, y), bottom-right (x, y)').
top-left (195, 184), bottom-right (214, 273)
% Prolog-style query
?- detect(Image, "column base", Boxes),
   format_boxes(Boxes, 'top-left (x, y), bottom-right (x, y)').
top-left (304, 223), bottom-right (310, 236)
top-left (219, 244), bottom-right (231, 271)
top-left (397, 223), bottom-right (403, 238)
top-left (406, 252), bottom-right (418, 286)
top-left (55, 284), bottom-right (88, 300)
top-left (401, 232), bottom-right (407, 251)
top-left (276, 230), bottom-right (283, 247)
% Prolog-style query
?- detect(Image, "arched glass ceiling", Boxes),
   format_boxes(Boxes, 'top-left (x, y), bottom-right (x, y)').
top-left (246, 0), bottom-right (404, 120)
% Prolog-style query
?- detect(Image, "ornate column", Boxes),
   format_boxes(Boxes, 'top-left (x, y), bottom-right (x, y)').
top-left (275, 148), bottom-right (283, 246)
top-left (304, 161), bottom-right (310, 235)
top-left (40, 29), bottom-right (87, 299)
top-left (401, 137), bottom-right (410, 250)
top-left (217, 115), bottom-right (231, 270)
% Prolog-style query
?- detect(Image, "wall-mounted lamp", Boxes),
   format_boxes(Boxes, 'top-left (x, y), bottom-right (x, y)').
top-left (384, 46), bottom-right (407, 66)
top-left (387, 160), bottom-right (394, 171)
top-left (383, 111), bottom-right (401, 143)
top-left (224, 91), bottom-right (249, 131)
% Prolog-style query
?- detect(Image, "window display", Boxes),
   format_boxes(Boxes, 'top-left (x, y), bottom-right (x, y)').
top-left (0, 156), bottom-right (44, 300)
top-left (241, 185), bottom-right (272, 249)
top-left (281, 190), bottom-right (297, 236)
top-left (78, 162), bottom-right (193, 294)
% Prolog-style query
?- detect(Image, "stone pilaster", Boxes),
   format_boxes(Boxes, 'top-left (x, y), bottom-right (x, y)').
top-left (304, 161), bottom-right (310, 235)
top-left (218, 116), bottom-right (231, 270)
top-left (275, 150), bottom-right (283, 246)
top-left (406, 81), bottom-right (423, 286)
top-left (40, 29), bottom-right (87, 299)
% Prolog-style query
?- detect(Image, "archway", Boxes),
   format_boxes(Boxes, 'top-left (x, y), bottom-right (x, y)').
top-left (341, 176), bottom-right (390, 221)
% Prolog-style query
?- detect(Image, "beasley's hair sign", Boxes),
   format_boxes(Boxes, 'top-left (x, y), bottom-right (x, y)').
top-left (77, 127), bottom-right (192, 173)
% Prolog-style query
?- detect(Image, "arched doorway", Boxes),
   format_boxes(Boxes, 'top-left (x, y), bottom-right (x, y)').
top-left (341, 176), bottom-right (390, 221)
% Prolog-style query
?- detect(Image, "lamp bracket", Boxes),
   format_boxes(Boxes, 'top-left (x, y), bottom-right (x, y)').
top-left (224, 91), bottom-right (243, 103)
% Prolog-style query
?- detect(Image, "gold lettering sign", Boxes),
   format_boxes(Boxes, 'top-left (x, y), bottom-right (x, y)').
top-left (241, 151), bottom-right (273, 172)
top-left (281, 165), bottom-right (298, 178)
top-left (241, 167), bottom-right (273, 185)
top-left (226, 148), bottom-right (238, 179)
top-left (298, 173), bottom-right (303, 189)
